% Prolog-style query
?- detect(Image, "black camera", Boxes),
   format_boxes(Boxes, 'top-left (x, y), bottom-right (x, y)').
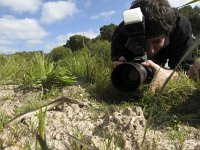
top-left (111, 8), bottom-right (153, 92)
top-left (111, 61), bottom-right (153, 92)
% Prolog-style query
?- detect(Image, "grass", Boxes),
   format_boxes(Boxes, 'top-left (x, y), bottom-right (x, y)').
top-left (0, 34), bottom-right (200, 149)
top-left (0, 113), bottom-right (9, 132)
top-left (13, 100), bottom-right (39, 116)
top-left (0, 96), bottom-right (11, 102)
top-left (35, 100), bottom-right (48, 150)
top-left (0, 77), bottom-right (200, 149)
top-left (102, 128), bottom-right (125, 150)
top-left (23, 53), bottom-right (76, 89)
top-left (69, 130), bottom-right (91, 150)
top-left (168, 125), bottom-right (187, 150)
top-left (6, 125), bottom-right (26, 147)
top-left (0, 56), bottom-right (27, 84)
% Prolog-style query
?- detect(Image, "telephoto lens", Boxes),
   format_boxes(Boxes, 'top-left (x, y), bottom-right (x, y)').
top-left (111, 62), bottom-right (152, 92)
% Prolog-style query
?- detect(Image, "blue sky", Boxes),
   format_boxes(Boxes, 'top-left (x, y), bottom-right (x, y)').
top-left (0, 0), bottom-right (199, 54)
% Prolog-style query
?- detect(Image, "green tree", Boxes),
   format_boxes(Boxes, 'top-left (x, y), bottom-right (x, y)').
top-left (99, 24), bottom-right (117, 42)
top-left (87, 39), bottom-right (111, 63)
top-left (48, 46), bottom-right (72, 62)
top-left (178, 5), bottom-right (200, 36)
top-left (65, 35), bottom-right (91, 52)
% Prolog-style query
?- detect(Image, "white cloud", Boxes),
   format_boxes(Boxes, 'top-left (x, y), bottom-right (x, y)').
top-left (168, 0), bottom-right (200, 7)
top-left (0, 16), bottom-right (48, 47)
top-left (91, 10), bottom-right (116, 20)
top-left (0, 39), bottom-right (11, 45)
top-left (0, 45), bottom-right (18, 54)
top-left (42, 30), bottom-right (99, 53)
top-left (44, 42), bottom-right (61, 53)
top-left (56, 30), bottom-right (99, 43)
top-left (0, 0), bottom-right (42, 13)
top-left (40, 1), bottom-right (78, 24)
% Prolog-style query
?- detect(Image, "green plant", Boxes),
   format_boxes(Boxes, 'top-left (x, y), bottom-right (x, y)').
top-left (23, 53), bottom-right (76, 89)
top-left (69, 130), bottom-right (88, 150)
top-left (61, 40), bottom-right (112, 92)
top-left (48, 46), bottom-right (72, 62)
top-left (155, 72), bottom-right (197, 113)
top-left (102, 127), bottom-right (125, 150)
top-left (35, 100), bottom-right (48, 150)
top-left (0, 56), bottom-right (27, 84)
top-left (69, 129), bottom-right (97, 150)
top-left (0, 112), bottom-right (9, 132)
top-left (0, 96), bottom-right (11, 101)
top-left (168, 126), bottom-right (187, 150)
top-left (13, 101), bottom-right (39, 116)
top-left (7, 125), bottom-right (25, 146)
top-left (61, 50), bottom-right (96, 82)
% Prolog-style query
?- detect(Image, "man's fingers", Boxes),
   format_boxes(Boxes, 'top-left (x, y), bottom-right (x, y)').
top-left (112, 61), bottom-right (124, 67)
top-left (112, 56), bottom-right (126, 67)
top-left (119, 56), bottom-right (127, 62)
top-left (142, 60), bottom-right (160, 72)
top-left (150, 79), bottom-right (161, 93)
top-left (150, 83), bottom-right (156, 93)
top-left (148, 60), bottom-right (160, 71)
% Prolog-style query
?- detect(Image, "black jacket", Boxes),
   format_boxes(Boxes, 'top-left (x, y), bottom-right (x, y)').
top-left (111, 12), bottom-right (194, 70)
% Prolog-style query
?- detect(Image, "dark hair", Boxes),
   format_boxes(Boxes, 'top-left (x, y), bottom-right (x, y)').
top-left (130, 0), bottom-right (176, 38)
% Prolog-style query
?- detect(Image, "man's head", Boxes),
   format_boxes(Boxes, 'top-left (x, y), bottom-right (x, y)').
top-left (130, 0), bottom-right (176, 39)
top-left (147, 34), bottom-right (166, 58)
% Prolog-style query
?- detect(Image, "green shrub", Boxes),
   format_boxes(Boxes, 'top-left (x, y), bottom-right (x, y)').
top-left (48, 46), bottom-right (72, 62)
top-left (23, 53), bottom-right (76, 89)
top-left (60, 42), bottom-right (112, 91)
top-left (0, 56), bottom-right (28, 84)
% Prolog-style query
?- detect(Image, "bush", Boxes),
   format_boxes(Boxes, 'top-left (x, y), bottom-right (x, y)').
top-left (23, 53), bottom-right (76, 89)
top-left (48, 46), bottom-right (72, 62)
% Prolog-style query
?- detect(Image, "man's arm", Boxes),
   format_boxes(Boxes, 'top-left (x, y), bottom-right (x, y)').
top-left (142, 60), bottom-right (179, 93)
top-left (168, 14), bottom-right (194, 69)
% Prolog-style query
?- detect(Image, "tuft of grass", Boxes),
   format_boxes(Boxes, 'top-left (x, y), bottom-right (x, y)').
top-left (101, 125), bottom-right (125, 150)
top-left (35, 99), bottom-right (48, 150)
top-left (61, 45), bottom-right (112, 93)
top-left (68, 129), bottom-right (97, 150)
top-left (13, 101), bottom-right (39, 116)
top-left (23, 53), bottom-right (76, 89)
top-left (0, 96), bottom-right (11, 102)
top-left (7, 125), bottom-right (25, 146)
top-left (139, 72), bottom-right (198, 119)
top-left (69, 130), bottom-right (88, 150)
top-left (0, 56), bottom-right (28, 84)
top-left (168, 125), bottom-right (187, 150)
top-left (61, 50), bottom-right (96, 83)
top-left (0, 112), bottom-right (9, 132)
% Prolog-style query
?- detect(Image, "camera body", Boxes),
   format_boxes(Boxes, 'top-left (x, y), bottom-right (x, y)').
top-left (111, 8), bottom-right (153, 92)
top-left (123, 7), bottom-right (147, 57)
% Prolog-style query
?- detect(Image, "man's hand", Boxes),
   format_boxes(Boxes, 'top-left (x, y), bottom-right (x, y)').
top-left (142, 60), bottom-right (179, 93)
top-left (112, 56), bottom-right (127, 67)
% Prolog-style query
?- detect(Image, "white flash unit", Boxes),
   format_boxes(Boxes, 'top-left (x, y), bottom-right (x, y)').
top-left (123, 7), bottom-right (144, 25)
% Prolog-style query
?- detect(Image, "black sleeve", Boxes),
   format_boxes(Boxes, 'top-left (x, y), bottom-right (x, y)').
top-left (168, 15), bottom-right (194, 69)
top-left (111, 22), bottom-right (134, 61)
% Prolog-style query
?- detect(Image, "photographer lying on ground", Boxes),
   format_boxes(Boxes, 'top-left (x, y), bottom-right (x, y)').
top-left (111, 0), bottom-right (199, 92)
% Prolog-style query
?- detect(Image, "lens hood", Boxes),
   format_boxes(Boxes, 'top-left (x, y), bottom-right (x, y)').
top-left (111, 62), bottom-right (151, 92)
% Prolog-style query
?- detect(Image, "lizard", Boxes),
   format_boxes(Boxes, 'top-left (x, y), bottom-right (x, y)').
top-left (6, 96), bottom-right (88, 127)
